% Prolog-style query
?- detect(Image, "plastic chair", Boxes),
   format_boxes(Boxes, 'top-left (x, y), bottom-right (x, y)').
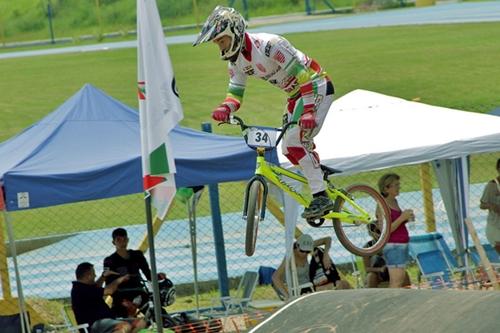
top-left (410, 233), bottom-right (475, 285)
top-left (213, 271), bottom-right (259, 316)
top-left (50, 305), bottom-right (89, 333)
top-left (415, 250), bottom-right (454, 289)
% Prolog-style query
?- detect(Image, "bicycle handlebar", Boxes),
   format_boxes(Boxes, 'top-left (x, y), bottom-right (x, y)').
top-left (227, 115), bottom-right (297, 147)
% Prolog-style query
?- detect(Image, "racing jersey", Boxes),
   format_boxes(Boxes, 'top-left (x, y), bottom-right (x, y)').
top-left (223, 32), bottom-right (329, 113)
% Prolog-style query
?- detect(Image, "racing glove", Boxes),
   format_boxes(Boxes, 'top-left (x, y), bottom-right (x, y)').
top-left (212, 104), bottom-right (231, 122)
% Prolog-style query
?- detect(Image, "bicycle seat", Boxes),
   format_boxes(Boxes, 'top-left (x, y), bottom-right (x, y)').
top-left (321, 165), bottom-right (342, 176)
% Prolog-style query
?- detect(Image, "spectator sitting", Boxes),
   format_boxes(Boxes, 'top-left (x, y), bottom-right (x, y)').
top-left (363, 224), bottom-right (410, 288)
top-left (71, 262), bottom-right (147, 333)
top-left (272, 234), bottom-right (351, 300)
top-left (103, 228), bottom-right (152, 318)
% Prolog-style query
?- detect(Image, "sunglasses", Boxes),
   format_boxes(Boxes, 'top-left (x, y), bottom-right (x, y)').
top-left (299, 249), bottom-right (311, 254)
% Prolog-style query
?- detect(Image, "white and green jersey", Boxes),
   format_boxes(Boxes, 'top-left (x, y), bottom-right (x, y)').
top-left (224, 32), bottom-right (328, 112)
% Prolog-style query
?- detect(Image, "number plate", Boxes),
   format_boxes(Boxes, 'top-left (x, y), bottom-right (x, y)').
top-left (246, 127), bottom-right (277, 148)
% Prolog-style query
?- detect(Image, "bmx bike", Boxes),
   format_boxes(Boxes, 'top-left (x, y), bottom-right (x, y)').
top-left (226, 115), bottom-right (391, 257)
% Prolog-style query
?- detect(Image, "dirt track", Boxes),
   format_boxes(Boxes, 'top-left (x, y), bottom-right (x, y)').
top-left (250, 288), bottom-right (500, 333)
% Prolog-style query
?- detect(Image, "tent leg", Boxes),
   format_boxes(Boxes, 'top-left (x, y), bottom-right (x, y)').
top-left (0, 210), bottom-right (12, 299)
top-left (3, 210), bottom-right (30, 333)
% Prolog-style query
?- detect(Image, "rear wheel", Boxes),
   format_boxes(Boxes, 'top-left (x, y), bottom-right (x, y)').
top-left (333, 184), bottom-right (391, 256)
top-left (245, 181), bottom-right (264, 256)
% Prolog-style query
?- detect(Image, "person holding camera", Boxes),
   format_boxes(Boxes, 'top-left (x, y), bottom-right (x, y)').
top-left (272, 234), bottom-right (350, 300)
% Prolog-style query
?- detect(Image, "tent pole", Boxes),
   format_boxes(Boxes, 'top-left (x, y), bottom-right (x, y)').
top-left (202, 122), bottom-right (229, 299)
top-left (3, 210), bottom-right (30, 333)
top-left (188, 193), bottom-right (201, 317)
top-left (144, 195), bottom-right (163, 333)
top-left (419, 163), bottom-right (436, 232)
top-left (0, 211), bottom-right (12, 299)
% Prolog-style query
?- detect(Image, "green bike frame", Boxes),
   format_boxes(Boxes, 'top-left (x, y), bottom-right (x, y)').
top-left (243, 147), bottom-right (374, 226)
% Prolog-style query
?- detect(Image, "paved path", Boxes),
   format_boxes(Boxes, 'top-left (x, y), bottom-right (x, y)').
top-left (250, 289), bottom-right (500, 333)
top-left (1, 2), bottom-right (500, 60)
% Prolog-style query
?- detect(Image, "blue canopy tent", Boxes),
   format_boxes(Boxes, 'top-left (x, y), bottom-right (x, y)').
top-left (0, 84), bottom-right (278, 211)
top-left (0, 84), bottom-right (280, 322)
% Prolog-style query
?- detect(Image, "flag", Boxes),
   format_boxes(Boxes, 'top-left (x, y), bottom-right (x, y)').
top-left (137, 0), bottom-right (183, 219)
top-left (0, 186), bottom-right (5, 211)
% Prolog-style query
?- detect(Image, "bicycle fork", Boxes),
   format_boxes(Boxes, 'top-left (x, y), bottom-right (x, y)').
top-left (243, 175), bottom-right (268, 221)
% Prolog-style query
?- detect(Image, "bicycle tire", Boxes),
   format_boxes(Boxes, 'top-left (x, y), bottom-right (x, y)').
top-left (245, 181), bottom-right (264, 256)
top-left (332, 184), bottom-right (391, 257)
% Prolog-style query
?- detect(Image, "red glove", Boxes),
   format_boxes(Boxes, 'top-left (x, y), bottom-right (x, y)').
top-left (212, 105), bottom-right (231, 122)
top-left (299, 111), bottom-right (316, 129)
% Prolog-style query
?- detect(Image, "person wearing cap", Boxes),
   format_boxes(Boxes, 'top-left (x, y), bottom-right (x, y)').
top-left (193, 6), bottom-right (336, 221)
top-left (103, 228), bottom-right (152, 318)
top-left (272, 234), bottom-right (350, 299)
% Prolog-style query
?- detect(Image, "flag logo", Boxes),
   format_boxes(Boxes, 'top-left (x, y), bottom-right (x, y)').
top-left (273, 50), bottom-right (286, 63)
top-left (138, 81), bottom-right (146, 100)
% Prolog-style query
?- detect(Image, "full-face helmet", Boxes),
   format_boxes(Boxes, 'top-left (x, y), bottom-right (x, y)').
top-left (193, 6), bottom-right (247, 60)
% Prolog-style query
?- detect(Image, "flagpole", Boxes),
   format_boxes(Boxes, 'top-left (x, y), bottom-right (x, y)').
top-left (145, 194), bottom-right (164, 333)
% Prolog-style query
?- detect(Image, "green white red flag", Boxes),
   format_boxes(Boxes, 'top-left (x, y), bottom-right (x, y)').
top-left (137, 0), bottom-right (183, 219)
top-left (0, 186), bottom-right (5, 211)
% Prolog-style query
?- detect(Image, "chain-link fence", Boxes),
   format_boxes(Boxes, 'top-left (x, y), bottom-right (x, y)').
top-left (0, 0), bottom-right (353, 45)
top-left (0, 152), bottom-right (497, 329)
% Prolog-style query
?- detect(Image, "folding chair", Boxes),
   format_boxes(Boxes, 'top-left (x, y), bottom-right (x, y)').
top-left (470, 244), bottom-right (500, 269)
top-left (415, 250), bottom-right (454, 289)
top-left (50, 305), bottom-right (89, 333)
top-left (214, 271), bottom-right (259, 316)
top-left (469, 243), bottom-right (500, 287)
top-left (410, 233), bottom-right (475, 287)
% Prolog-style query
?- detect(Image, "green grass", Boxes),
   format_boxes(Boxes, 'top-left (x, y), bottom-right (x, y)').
top-left (1, 22), bottom-right (500, 237)
top-left (0, 0), bottom-right (354, 44)
top-left (1, 22), bottom-right (500, 143)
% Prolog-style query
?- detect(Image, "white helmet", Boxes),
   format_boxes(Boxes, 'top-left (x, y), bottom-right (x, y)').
top-left (193, 6), bottom-right (247, 60)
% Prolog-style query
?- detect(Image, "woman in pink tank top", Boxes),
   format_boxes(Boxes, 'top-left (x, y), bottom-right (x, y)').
top-left (378, 173), bottom-right (414, 288)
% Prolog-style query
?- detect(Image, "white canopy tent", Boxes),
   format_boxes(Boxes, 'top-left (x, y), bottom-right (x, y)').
top-left (278, 89), bottom-right (500, 295)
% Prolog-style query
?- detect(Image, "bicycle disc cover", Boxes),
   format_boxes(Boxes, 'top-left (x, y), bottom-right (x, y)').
top-left (306, 217), bottom-right (325, 227)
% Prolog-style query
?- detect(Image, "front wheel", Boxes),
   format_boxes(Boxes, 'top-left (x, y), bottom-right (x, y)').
top-left (245, 181), bottom-right (264, 256)
top-left (332, 184), bottom-right (391, 257)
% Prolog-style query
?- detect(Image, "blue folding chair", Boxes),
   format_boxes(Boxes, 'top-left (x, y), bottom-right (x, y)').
top-left (415, 250), bottom-right (454, 289)
top-left (410, 233), bottom-right (476, 287)
top-left (470, 244), bottom-right (500, 271)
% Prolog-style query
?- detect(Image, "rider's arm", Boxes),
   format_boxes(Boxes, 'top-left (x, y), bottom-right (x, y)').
top-left (270, 37), bottom-right (318, 114)
top-left (216, 63), bottom-right (247, 115)
top-left (271, 258), bottom-right (289, 299)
